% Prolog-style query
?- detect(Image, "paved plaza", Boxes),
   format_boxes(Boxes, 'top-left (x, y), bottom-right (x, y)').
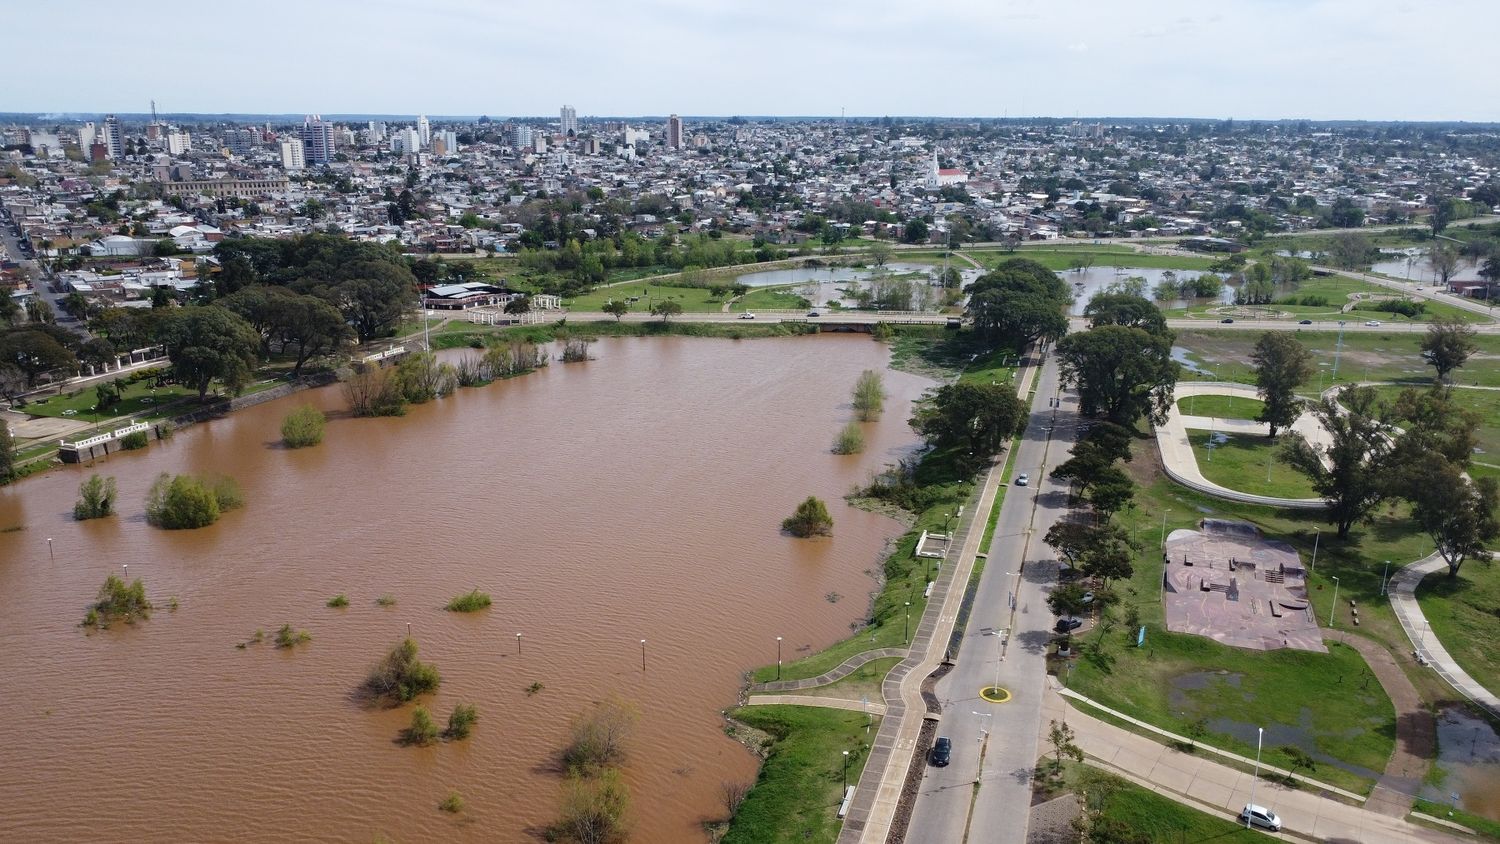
top-left (1163, 519), bottom-right (1326, 652)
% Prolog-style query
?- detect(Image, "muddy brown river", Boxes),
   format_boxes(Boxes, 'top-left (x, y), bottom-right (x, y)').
top-left (0, 335), bottom-right (931, 843)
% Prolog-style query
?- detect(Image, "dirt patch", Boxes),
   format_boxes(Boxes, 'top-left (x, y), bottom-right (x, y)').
top-left (1026, 793), bottom-right (1081, 844)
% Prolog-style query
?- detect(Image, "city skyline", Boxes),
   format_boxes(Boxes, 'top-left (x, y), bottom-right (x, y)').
top-left (8, 0), bottom-right (1500, 122)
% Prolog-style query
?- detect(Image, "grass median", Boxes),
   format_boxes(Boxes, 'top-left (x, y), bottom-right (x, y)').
top-left (1174, 394), bottom-right (1264, 420)
top-left (1186, 429), bottom-right (1319, 499)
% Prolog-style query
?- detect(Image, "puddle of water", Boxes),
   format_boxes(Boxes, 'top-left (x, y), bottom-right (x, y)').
top-left (1171, 346), bottom-right (1214, 376)
top-left (1421, 706), bottom-right (1500, 822)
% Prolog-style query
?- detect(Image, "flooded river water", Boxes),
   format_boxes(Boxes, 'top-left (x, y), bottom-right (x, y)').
top-left (0, 335), bottom-right (932, 843)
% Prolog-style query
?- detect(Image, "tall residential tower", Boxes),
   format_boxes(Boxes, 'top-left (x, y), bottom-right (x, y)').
top-left (560, 105), bottom-right (577, 137)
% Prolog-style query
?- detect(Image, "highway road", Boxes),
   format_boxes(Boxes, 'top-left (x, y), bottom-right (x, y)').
top-left (903, 351), bottom-right (1079, 844)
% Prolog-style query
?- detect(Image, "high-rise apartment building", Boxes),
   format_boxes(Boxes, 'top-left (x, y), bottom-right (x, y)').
top-left (666, 114), bottom-right (683, 149)
top-left (103, 115), bottom-right (124, 160)
top-left (432, 130), bottom-right (459, 156)
top-left (560, 105), bottom-right (577, 137)
top-left (301, 115), bottom-right (335, 164)
top-left (622, 126), bottom-right (649, 146)
top-left (392, 127), bottom-right (421, 155)
top-left (512, 125), bottom-right (534, 149)
top-left (166, 131), bottom-right (192, 156)
top-left (223, 128), bottom-right (257, 156)
top-left (417, 115), bottom-right (431, 149)
top-left (280, 138), bottom-right (305, 170)
top-left (78, 122), bottom-right (96, 151)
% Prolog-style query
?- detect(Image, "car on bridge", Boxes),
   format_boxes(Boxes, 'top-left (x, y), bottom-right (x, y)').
top-left (1365, 320), bottom-right (1382, 327)
top-left (739, 312), bottom-right (756, 319)
top-left (806, 310), bottom-right (820, 317)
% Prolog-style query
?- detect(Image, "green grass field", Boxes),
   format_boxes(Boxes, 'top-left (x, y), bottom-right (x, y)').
top-left (1186, 430), bottom-right (1319, 499)
top-left (722, 706), bottom-right (877, 844)
top-left (22, 375), bottom-right (193, 420)
top-left (1175, 394), bottom-right (1264, 420)
top-left (563, 282), bottom-right (726, 313)
top-left (780, 657), bottom-right (902, 704)
top-left (1369, 384), bottom-right (1500, 458)
top-left (1173, 329), bottom-right (1500, 390)
top-left (1066, 630), bottom-right (1394, 795)
top-left (1415, 565), bottom-right (1500, 700)
top-left (1068, 765), bottom-right (1267, 843)
top-left (734, 286), bottom-right (812, 312)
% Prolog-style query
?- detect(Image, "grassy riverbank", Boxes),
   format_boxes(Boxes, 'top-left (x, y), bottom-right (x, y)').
top-left (1058, 764), bottom-right (1267, 843)
top-left (721, 706), bottom-right (878, 844)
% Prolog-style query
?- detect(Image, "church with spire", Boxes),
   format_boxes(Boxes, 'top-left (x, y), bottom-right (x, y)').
top-left (925, 147), bottom-right (969, 189)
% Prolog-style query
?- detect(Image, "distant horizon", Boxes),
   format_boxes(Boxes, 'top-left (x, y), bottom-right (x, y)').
top-left (8, 111), bottom-right (1500, 129)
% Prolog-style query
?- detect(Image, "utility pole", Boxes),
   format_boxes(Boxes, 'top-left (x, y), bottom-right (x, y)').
top-left (1331, 321), bottom-right (1347, 381)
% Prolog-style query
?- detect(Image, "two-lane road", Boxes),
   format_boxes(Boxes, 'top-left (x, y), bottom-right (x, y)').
top-left (904, 351), bottom-right (1080, 844)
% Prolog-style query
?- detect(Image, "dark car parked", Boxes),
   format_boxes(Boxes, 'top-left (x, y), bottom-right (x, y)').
top-left (1055, 617), bottom-right (1083, 634)
top-left (930, 736), bottom-right (952, 766)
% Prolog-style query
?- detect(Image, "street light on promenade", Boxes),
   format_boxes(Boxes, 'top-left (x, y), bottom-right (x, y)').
top-left (1246, 726), bottom-right (1264, 829)
top-left (842, 750), bottom-right (850, 791)
top-left (903, 602), bottom-right (911, 645)
top-left (776, 637), bottom-right (783, 680)
top-left (1329, 577), bottom-right (1341, 627)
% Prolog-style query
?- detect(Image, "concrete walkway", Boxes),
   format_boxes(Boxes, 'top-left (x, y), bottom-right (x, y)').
top-left (749, 648), bottom-right (907, 693)
top-left (745, 695), bottom-right (889, 716)
top-left (1046, 683), bottom-right (1467, 844)
top-left (1156, 381), bottom-right (1326, 509)
top-left (1322, 631), bottom-right (1435, 818)
top-left (1389, 554), bottom-right (1500, 719)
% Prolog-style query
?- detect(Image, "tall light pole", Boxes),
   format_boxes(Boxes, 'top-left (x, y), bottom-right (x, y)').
top-left (1332, 320), bottom-right (1347, 381)
top-left (516, 632), bottom-right (522, 656)
top-left (903, 601), bottom-right (911, 645)
top-left (1160, 510), bottom-right (1170, 549)
top-left (776, 636), bottom-right (783, 680)
top-left (1310, 528), bottom-right (1320, 573)
top-left (47, 537), bottom-right (54, 562)
top-left (842, 750), bottom-right (850, 791)
top-left (1329, 576), bottom-right (1341, 627)
top-left (1246, 726), bottom-right (1264, 828)
top-left (1381, 560), bottom-right (1391, 596)
top-left (640, 639), bottom-right (647, 672)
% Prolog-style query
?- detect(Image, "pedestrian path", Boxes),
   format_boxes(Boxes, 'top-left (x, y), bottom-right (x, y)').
top-left (1046, 682), bottom-right (1467, 843)
top-left (744, 695), bottom-right (888, 716)
top-left (748, 648), bottom-right (907, 693)
top-left (1389, 554), bottom-right (1500, 718)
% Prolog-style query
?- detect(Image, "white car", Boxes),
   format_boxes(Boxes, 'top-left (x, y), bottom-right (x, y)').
top-left (1239, 804), bottom-right (1282, 832)
top-left (1364, 320), bottom-right (1382, 327)
top-left (739, 312), bottom-right (756, 320)
top-left (1015, 473), bottom-right (1029, 486)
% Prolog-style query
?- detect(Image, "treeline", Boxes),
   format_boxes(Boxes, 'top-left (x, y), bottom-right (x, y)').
top-left (514, 232), bottom-right (772, 297)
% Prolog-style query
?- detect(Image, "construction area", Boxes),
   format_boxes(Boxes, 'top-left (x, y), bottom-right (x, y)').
top-left (1162, 519), bottom-right (1327, 653)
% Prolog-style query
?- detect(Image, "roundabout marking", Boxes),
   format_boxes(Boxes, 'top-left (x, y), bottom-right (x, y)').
top-left (979, 686), bottom-right (1012, 704)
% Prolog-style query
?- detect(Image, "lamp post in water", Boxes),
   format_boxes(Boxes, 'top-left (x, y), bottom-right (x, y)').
top-left (776, 637), bottom-right (783, 680)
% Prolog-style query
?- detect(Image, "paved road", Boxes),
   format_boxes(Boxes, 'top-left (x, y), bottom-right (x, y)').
top-left (904, 351), bottom-right (1076, 844)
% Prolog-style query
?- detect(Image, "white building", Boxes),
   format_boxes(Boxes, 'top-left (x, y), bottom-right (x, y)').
top-left (623, 126), bottom-right (649, 146)
top-left (560, 105), bottom-right (577, 136)
top-left (104, 115), bottom-right (124, 160)
top-left (392, 127), bottom-right (421, 155)
top-left (78, 122), bottom-right (96, 150)
top-left (417, 115), bottom-right (431, 149)
top-left (512, 125), bottom-right (533, 149)
top-left (432, 130), bottom-right (459, 156)
top-left (166, 131), bottom-right (192, 156)
top-left (301, 115), bottom-right (335, 164)
top-left (279, 138), bottom-right (305, 170)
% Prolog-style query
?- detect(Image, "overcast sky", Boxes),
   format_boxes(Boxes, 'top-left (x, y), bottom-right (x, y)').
top-left (9, 0), bottom-right (1497, 122)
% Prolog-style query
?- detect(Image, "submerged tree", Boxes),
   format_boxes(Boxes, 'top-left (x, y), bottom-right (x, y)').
top-left (782, 496), bottom-right (834, 537)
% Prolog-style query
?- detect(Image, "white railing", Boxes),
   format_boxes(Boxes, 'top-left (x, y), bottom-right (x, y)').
top-left (359, 346), bottom-right (407, 364)
top-left (60, 420), bottom-right (149, 451)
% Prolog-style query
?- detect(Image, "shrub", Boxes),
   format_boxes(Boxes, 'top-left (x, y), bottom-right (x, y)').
top-left (445, 703), bottom-right (478, 740)
top-left (280, 404), bottom-right (325, 448)
top-left (438, 791), bottom-right (465, 814)
top-left (562, 699), bottom-right (637, 776)
top-left (781, 496), bottom-right (833, 537)
top-left (274, 624), bottom-right (311, 648)
top-left (832, 421), bottom-right (865, 455)
top-left (119, 430), bottom-right (150, 450)
top-left (73, 474), bottom-right (117, 520)
top-left (445, 588), bottom-right (492, 613)
top-left (327, 594), bottom-right (349, 608)
top-left (375, 594), bottom-right (397, 607)
top-left (401, 705), bottom-right (441, 746)
top-left (83, 574), bottom-right (152, 629)
top-left (548, 769), bottom-right (631, 844)
top-left (145, 473), bottom-right (219, 529)
top-left (852, 370), bottom-right (885, 421)
top-left (342, 363), bottom-right (407, 417)
top-left (362, 636), bottom-right (441, 706)
top-left (870, 321), bottom-right (894, 341)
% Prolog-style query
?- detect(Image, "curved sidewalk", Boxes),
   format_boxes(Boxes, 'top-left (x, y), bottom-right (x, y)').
top-left (748, 648), bottom-right (908, 693)
top-left (1157, 381), bottom-right (1325, 510)
top-left (1389, 555), bottom-right (1500, 718)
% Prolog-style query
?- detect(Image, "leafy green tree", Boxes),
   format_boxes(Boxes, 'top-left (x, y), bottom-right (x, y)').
top-left (159, 306), bottom-right (261, 399)
top-left (1083, 292), bottom-right (1168, 335)
top-left (1251, 332), bottom-right (1314, 437)
top-left (1085, 467), bottom-right (1135, 517)
top-left (1082, 421), bottom-right (1134, 463)
top-left (504, 296), bottom-right (532, 315)
top-left (1044, 521), bottom-right (1126, 570)
top-left (0, 418), bottom-right (14, 481)
top-left (1282, 387), bottom-right (1395, 538)
top-left (1081, 538), bottom-right (1134, 584)
top-left (74, 474), bottom-right (117, 520)
top-left (912, 381), bottom-right (1028, 457)
top-left (965, 258), bottom-right (1071, 344)
top-left (602, 300), bottom-right (629, 321)
top-left (279, 295), bottom-right (351, 375)
top-left (1389, 384), bottom-right (1480, 467)
top-left (902, 218), bottom-right (929, 244)
top-left (867, 239), bottom-right (893, 267)
top-left (1420, 317), bottom-right (1478, 382)
top-left (1047, 583), bottom-right (1093, 618)
top-left (852, 370), bottom-right (884, 421)
top-left (1050, 443), bottom-right (1114, 498)
top-left (327, 263), bottom-right (415, 342)
top-left (1056, 325), bottom-right (1178, 426)
top-left (281, 405), bottom-right (325, 448)
top-left (1395, 452), bottom-right (1500, 577)
top-left (1427, 243), bottom-right (1461, 288)
top-left (650, 299), bottom-right (683, 322)
top-left (0, 329), bottom-right (78, 387)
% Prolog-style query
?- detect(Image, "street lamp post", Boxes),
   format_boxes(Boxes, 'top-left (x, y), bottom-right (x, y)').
top-left (842, 750), bottom-right (850, 791)
top-left (47, 537), bottom-right (54, 562)
top-left (640, 639), bottom-right (647, 672)
top-left (1160, 511), bottom-right (1169, 549)
top-left (1329, 577), bottom-right (1341, 627)
top-left (1381, 560), bottom-right (1391, 596)
top-left (1311, 528), bottom-right (1320, 573)
top-left (776, 636), bottom-right (783, 680)
top-left (1246, 726), bottom-right (1264, 828)
top-left (516, 633), bottom-right (522, 656)
top-left (903, 601), bottom-right (911, 645)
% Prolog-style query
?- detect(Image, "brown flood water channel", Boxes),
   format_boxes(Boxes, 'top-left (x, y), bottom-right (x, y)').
top-left (0, 335), bottom-right (932, 843)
